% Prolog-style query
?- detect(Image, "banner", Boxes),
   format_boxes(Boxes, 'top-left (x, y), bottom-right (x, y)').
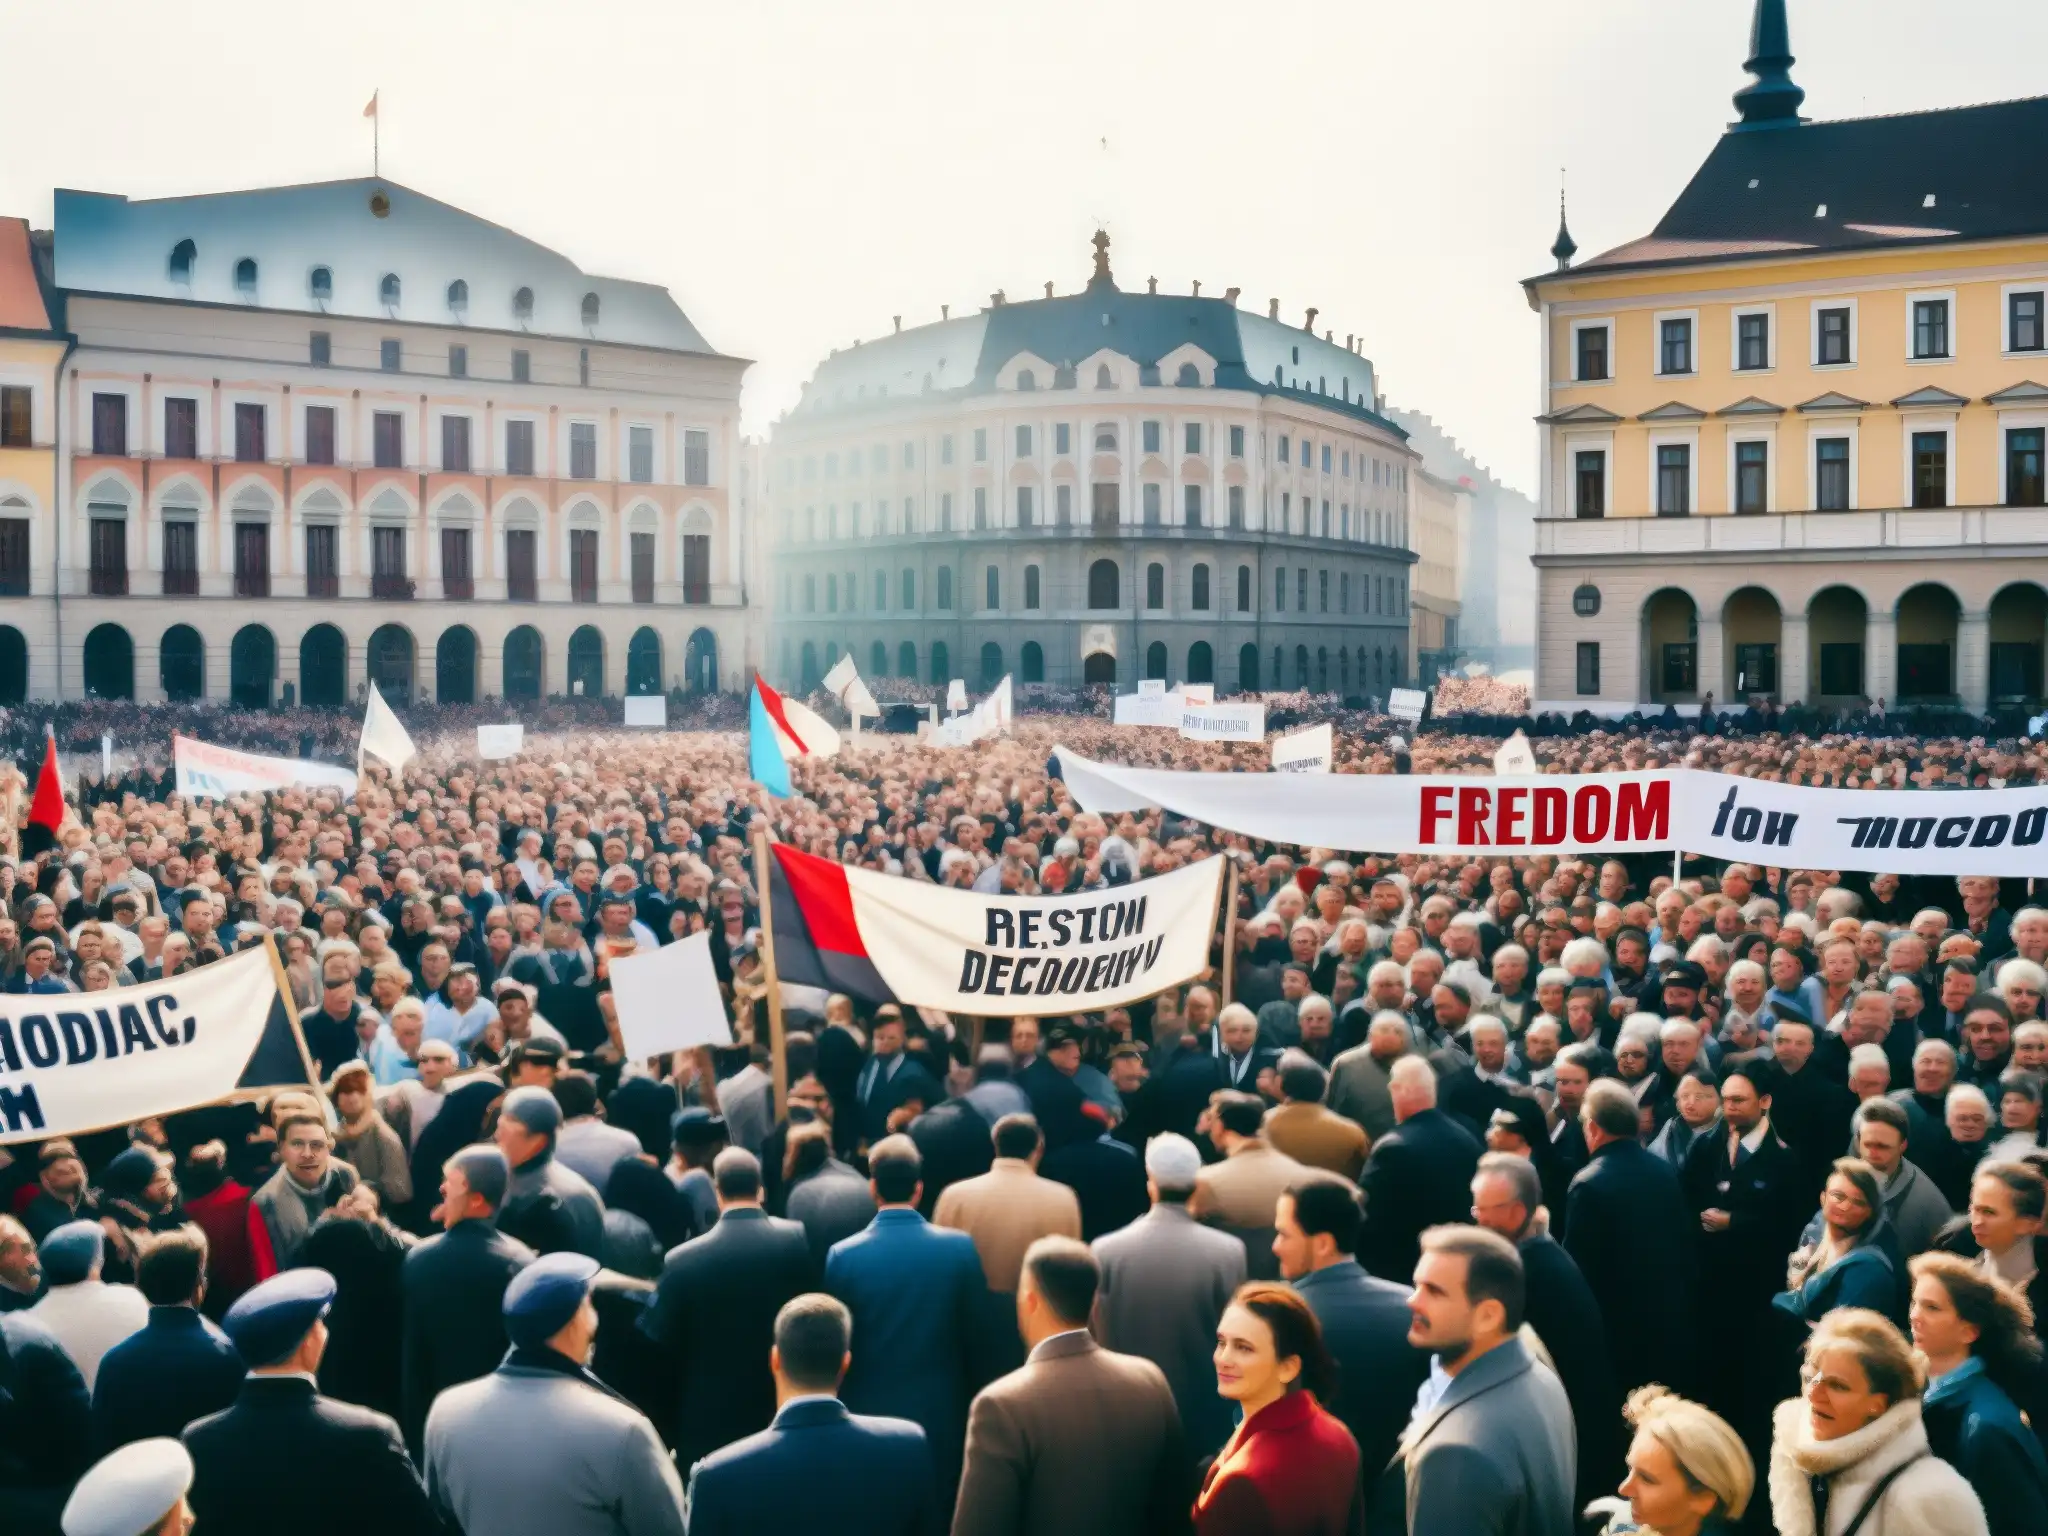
top-left (1272, 723), bottom-right (1334, 774)
top-left (946, 679), bottom-right (968, 712)
top-left (1181, 683), bottom-right (1215, 706)
top-left (822, 654), bottom-right (880, 720)
top-left (1138, 679), bottom-right (1167, 700)
top-left (476, 724), bottom-right (525, 760)
top-left (1114, 692), bottom-right (1179, 728)
top-left (1052, 748), bottom-right (2048, 877)
top-left (175, 736), bottom-right (358, 801)
top-left (1388, 687), bottom-right (1427, 723)
top-left (623, 696), bottom-right (668, 728)
top-left (0, 943), bottom-right (315, 1143)
top-left (767, 843), bottom-right (1223, 1014)
top-left (609, 930), bottom-right (732, 1058)
top-left (1179, 700), bottom-right (1265, 742)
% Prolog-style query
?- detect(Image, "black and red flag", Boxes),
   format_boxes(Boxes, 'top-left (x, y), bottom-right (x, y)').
top-left (765, 842), bottom-right (897, 1006)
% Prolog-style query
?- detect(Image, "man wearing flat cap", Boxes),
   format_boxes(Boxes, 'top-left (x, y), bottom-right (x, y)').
top-left (59, 1438), bottom-right (191, 1536)
top-left (427, 1253), bottom-right (687, 1536)
top-left (182, 1269), bottom-right (438, 1536)
top-left (494, 1085), bottom-right (607, 1258)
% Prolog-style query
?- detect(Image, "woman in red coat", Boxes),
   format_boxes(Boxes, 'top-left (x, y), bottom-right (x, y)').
top-left (1195, 1282), bottom-right (1364, 1534)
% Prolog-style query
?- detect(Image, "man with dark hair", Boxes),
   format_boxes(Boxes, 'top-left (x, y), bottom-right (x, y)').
top-left (493, 1085), bottom-right (605, 1259)
top-left (1764, 1016), bottom-right (1856, 1204)
top-left (933, 1115), bottom-right (1081, 1299)
top-left (1276, 1176), bottom-right (1426, 1478)
top-left (641, 1148), bottom-right (816, 1471)
top-left (955, 1236), bottom-right (1188, 1536)
top-left (1263, 1053), bottom-right (1369, 1180)
top-left (1852, 1097), bottom-right (1951, 1256)
top-left (247, 1113), bottom-right (359, 1280)
top-left (90, 1228), bottom-right (245, 1454)
top-left (549, 1070), bottom-right (641, 1197)
top-left (683, 1293), bottom-right (940, 1536)
top-left (1189, 1090), bottom-right (1310, 1237)
top-left (1384, 1225), bottom-right (1572, 1536)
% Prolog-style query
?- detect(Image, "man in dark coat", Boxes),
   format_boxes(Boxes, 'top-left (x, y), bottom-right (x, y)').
top-left (293, 1193), bottom-right (413, 1422)
top-left (1356, 1057), bottom-right (1482, 1283)
top-left (855, 1014), bottom-right (945, 1146)
top-left (400, 1146), bottom-right (535, 1453)
top-left (1765, 1016), bottom-right (1858, 1205)
top-left (1039, 1129), bottom-right (1149, 1243)
top-left (0, 1310), bottom-right (92, 1535)
top-left (90, 1226), bottom-right (245, 1455)
top-left (183, 1269), bottom-right (440, 1536)
top-left (1561, 1080), bottom-right (1695, 1400)
top-left (640, 1147), bottom-right (816, 1469)
top-left (902, 1094), bottom-right (992, 1217)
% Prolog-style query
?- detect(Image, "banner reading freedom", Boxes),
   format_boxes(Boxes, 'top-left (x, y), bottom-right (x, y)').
top-left (175, 735), bottom-right (359, 801)
top-left (766, 843), bottom-right (1223, 1014)
top-left (0, 943), bottom-right (317, 1143)
top-left (1052, 748), bottom-right (2048, 878)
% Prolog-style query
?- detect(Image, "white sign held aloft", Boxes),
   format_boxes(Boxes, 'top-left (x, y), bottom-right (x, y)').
top-left (608, 929), bottom-right (734, 1058)
top-left (623, 695), bottom-right (668, 729)
top-left (1493, 731), bottom-right (1537, 776)
top-left (476, 724), bottom-right (525, 760)
top-left (1178, 700), bottom-right (1266, 742)
top-left (359, 682), bottom-right (417, 774)
top-left (946, 679), bottom-right (968, 712)
top-left (1272, 722), bottom-right (1334, 773)
top-left (1181, 683), bottom-right (1215, 706)
top-left (1114, 693), bottom-right (1179, 728)
top-left (1137, 679), bottom-right (1167, 699)
top-left (1388, 687), bottom-right (1427, 723)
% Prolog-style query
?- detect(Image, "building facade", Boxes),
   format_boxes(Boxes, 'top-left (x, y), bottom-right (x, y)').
top-left (0, 218), bottom-right (67, 703)
top-left (765, 235), bottom-right (1418, 698)
top-left (1526, 0), bottom-right (2048, 714)
top-left (1409, 466), bottom-right (1469, 682)
top-left (14, 178), bottom-right (753, 706)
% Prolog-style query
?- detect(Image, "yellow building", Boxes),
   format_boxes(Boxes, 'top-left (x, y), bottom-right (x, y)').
top-left (1410, 465), bottom-right (1468, 682)
top-left (1525, 0), bottom-right (2048, 714)
top-left (0, 217), bottom-right (66, 703)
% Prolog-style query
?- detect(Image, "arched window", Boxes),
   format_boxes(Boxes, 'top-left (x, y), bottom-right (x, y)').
top-left (1084, 651), bottom-right (1117, 684)
top-left (1146, 562), bottom-right (1165, 610)
top-left (1095, 364), bottom-right (1114, 389)
top-left (1094, 424), bottom-right (1117, 452)
top-left (1238, 643), bottom-right (1260, 691)
top-left (513, 287), bottom-right (534, 321)
top-left (980, 642), bottom-right (1004, 685)
top-left (986, 565), bottom-right (1000, 609)
top-left (899, 640), bottom-right (917, 678)
top-left (1176, 362), bottom-right (1200, 386)
top-left (936, 567), bottom-right (953, 610)
top-left (1021, 641), bottom-right (1044, 683)
top-left (1088, 559), bottom-right (1119, 609)
top-left (871, 640), bottom-right (888, 678)
top-left (1146, 641), bottom-right (1168, 681)
top-left (1192, 564), bottom-right (1210, 611)
top-left (169, 240), bottom-right (196, 282)
top-left (1295, 645), bottom-right (1311, 688)
top-left (447, 279), bottom-right (468, 312)
top-left (930, 640), bottom-right (949, 685)
top-left (1016, 369), bottom-right (1036, 391)
top-left (309, 266), bottom-right (333, 302)
top-left (581, 292), bottom-right (600, 328)
top-left (234, 258), bottom-right (257, 295)
top-left (1024, 564), bottom-right (1040, 610)
top-left (379, 273), bottom-right (401, 307)
top-left (901, 568), bottom-right (915, 608)
top-left (1236, 564), bottom-right (1251, 612)
top-left (1188, 641), bottom-right (1214, 684)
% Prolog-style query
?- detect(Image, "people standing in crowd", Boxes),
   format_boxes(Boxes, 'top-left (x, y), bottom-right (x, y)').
top-left (1606, 1386), bottom-right (1754, 1536)
top-left (89, 1228), bottom-right (244, 1455)
top-left (1852, 1098), bottom-right (1955, 1257)
top-left (1932, 1160), bottom-right (2048, 1337)
top-left (493, 1084), bottom-right (607, 1259)
top-left (26, 1224), bottom-right (147, 1394)
top-left (246, 1112), bottom-right (358, 1280)
top-left (1188, 1091), bottom-right (1312, 1256)
top-left (1774, 1159), bottom-right (1906, 1332)
top-left (1355, 1058), bottom-right (1480, 1283)
top-left (1261, 1054), bottom-right (1369, 1180)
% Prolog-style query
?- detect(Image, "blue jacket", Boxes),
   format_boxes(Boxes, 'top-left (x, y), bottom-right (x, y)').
top-left (684, 1396), bottom-right (939, 1536)
top-left (1772, 1242), bottom-right (1900, 1328)
top-left (1292, 1261), bottom-right (1429, 1479)
top-left (1922, 1357), bottom-right (2048, 1536)
top-left (91, 1305), bottom-right (245, 1455)
top-left (825, 1209), bottom-right (987, 1491)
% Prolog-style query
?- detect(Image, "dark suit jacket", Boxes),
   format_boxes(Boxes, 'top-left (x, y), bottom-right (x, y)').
top-left (400, 1218), bottom-right (536, 1451)
top-left (1041, 1134), bottom-right (1150, 1243)
top-left (1518, 1232), bottom-right (1623, 1516)
top-left (1291, 1260), bottom-right (1428, 1478)
top-left (1561, 1140), bottom-right (1694, 1398)
top-left (91, 1305), bottom-right (246, 1455)
top-left (1357, 1108), bottom-right (1482, 1283)
top-left (0, 1312), bottom-right (92, 1530)
top-left (640, 1206), bottom-right (817, 1467)
top-left (183, 1375), bottom-right (439, 1536)
top-left (856, 1052), bottom-right (945, 1144)
top-left (683, 1397), bottom-right (939, 1536)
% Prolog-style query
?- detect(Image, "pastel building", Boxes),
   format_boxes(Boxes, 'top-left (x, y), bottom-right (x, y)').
top-left (0, 217), bottom-right (66, 702)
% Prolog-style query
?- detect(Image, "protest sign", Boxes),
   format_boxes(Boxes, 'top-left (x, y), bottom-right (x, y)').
top-left (1181, 683), bottom-right (1215, 706)
top-left (1388, 687), bottom-right (1427, 723)
top-left (1113, 692), bottom-right (1179, 727)
top-left (1178, 700), bottom-right (1266, 742)
top-left (946, 679), bottom-right (968, 712)
top-left (359, 682), bottom-right (416, 773)
top-left (1138, 679), bottom-right (1167, 699)
top-left (1272, 723), bottom-right (1334, 773)
top-left (623, 696), bottom-right (668, 728)
top-left (476, 724), bottom-right (524, 760)
top-left (608, 930), bottom-right (733, 1057)
top-left (932, 676), bottom-right (1013, 747)
top-left (1493, 731), bottom-right (1537, 775)
top-left (174, 736), bottom-right (359, 801)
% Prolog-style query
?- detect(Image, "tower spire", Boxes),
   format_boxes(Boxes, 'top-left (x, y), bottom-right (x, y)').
top-left (1087, 229), bottom-right (1115, 291)
top-left (1550, 172), bottom-right (1576, 272)
top-left (1732, 0), bottom-right (1805, 130)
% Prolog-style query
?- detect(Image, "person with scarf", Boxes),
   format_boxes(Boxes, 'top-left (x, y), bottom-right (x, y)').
top-left (95, 1145), bottom-right (186, 1287)
top-left (246, 1112), bottom-right (359, 1281)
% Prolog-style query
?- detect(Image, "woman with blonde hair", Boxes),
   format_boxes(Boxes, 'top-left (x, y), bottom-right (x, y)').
top-left (1597, 1385), bottom-right (1752, 1536)
top-left (1769, 1308), bottom-right (1988, 1535)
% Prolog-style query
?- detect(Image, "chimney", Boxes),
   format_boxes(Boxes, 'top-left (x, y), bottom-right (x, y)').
top-left (1304, 306), bottom-right (1319, 332)
top-left (893, 315), bottom-right (902, 333)
top-left (941, 304), bottom-right (950, 320)
top-left (1346, 333), bottom-right (1354, 349)
top-left (1268, 298), bottom-right (1279, 319)
top-left (1191, 280), bottom-right (1201, 297)
top-left (1147, 276), bottom-right (1158, 294)
top-left (1224, 286), bottom-right (1240, 305)
top-left (990, 291), bottom-right (1006, 307)
top-left (1325, 330), bottom-right (1333, 342)
top-left (1044, 281), bottom-right (1054, 298)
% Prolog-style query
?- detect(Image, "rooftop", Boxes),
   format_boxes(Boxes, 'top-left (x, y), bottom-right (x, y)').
top-left (0, 218), bottom-right (58, 335)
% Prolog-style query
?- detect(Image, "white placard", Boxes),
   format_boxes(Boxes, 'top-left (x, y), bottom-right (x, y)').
top-left (1138, 679), bottom-right (1167, 699)
top-left (1493, 731), bottom-right (1537, 776)
top-left (100, 733), bottom-right (112, 777)
top-left (1272, 723), bottom-right (1334, 774)
top-left (174, 736), bottom-right (359, 801)
top-left (623, 695), bottom-right (668, 728)
top-left (946, 679), bottom-right (968, 712)
top-left (1179, 701), bottom-right (1266, 741)
top-left (476, 724), bottom-right (525, 760)
top-left (1388, 687), bottom-right (1427, 723)
top-left (1181, 683), bottom-right (1215, 706)
top-left (608, 930), bottom-right (733, 1058)
top-left (1114, 693), bottom-right (1180, 728)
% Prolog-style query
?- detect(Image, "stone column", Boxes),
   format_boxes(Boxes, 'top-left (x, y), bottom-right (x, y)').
top-left (1696, 613), bottom-right (1727, 704)
top-left (1957, 610), bottom-right (1990, 711)
top-left (1866, 610), bottom-right (1897, 706)
top-left (1779, 611), bottom-right (1810, 704)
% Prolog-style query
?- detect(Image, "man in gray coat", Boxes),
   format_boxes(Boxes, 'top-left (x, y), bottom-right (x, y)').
top-left (1090, 1133), bottom-right (1245, 1456)
top-left (1326, 1013), bottom-right (1411, 1141)
top-left (425, 1252), bottom-right (685, 1536)
top-left (494, 1086), bottom-right (607, 1259)
top-left (1854, 1098), bottom-right (1953, 1256)
top-left (1384, 1225), bottom-right (1575, 1536)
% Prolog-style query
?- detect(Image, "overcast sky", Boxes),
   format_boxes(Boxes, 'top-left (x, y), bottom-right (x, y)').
top-left (4, 0), bottom-right (2043, 492)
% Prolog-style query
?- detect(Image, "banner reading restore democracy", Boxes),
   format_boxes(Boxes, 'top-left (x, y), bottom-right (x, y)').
top-left (1052, 747), bottom-right (2048, 878)
top-left (0, 943), bottom-right (316, 1143)
top-left (174, 735), bottom-right (359, 800)
top-left (766, 843), bottom-right (1223, 1014)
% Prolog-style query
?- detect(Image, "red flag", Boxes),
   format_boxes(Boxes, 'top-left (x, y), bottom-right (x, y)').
top-left (22, 732), bottom-right (62, 855)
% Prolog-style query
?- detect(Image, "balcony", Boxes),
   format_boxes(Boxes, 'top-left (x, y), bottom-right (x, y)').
top-left (683, 582), bottom-right (711, 605)
top-left (307, 570), bottom-right (339, 599)
top-left (1535, 505), bottom-right (2048, 562)
top-left (371, 573), bottom-right (415, 600)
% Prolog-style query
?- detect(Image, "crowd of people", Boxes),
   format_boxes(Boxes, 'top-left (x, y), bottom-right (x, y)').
top-left (2, 705), bottom-right (2048, 1534)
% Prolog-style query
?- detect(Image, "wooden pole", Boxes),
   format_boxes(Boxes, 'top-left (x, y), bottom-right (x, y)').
top-left (261, 930), bottom-right (324, 1091)
top-left (751, 829), bottom-right (790, 1122)
top-left (1219, 858), bottom-right (1240, 1006)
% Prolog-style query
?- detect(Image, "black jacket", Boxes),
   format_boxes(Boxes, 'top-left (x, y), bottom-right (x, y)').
top-left (0, 1313), bottom-right (92, 1535)
top-left (1520, 1232), bottom-right (1625, 1517)
top-left (1562, 1139), bottom-right (1695, 1398)
top-left (400, 1219), bottom-right (536, 1453)
top-left (1039, 1133), bottom-right (1150, 1243)
top-left (183, 1375), bottom-right (440, 1536)
top-left (91, 1305), bottom-right (246, 1456)
top-left (1769, 1061), bottom-right (1859, 1204)
top-left (296, 1211), bottom-right (412, 1422)
top-left (1357, 1107), bottom-right (1482, 1284)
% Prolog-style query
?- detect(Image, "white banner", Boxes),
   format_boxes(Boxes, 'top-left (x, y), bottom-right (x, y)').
top-left (623, 696), bottom-right (669, 728)
top-left (1682, 775), bottom-right (2048, 878)
top-left (1138, 679), bottom-right (1167, 700)
top-left (0, 945), bottom-right (304, 1143)
top-left (175, 736), bottom-right (358, 801)
top-left (932, 675), bottom-right (1014, 747)
top-left (476, 724), bottom-right (525, 760)
top-left (609, 930), bottom-right (732, 1058)
top-left (1179, 700), bottom-right (1266, 741)
top-left (360, 681), bottom-right (416, 774)
top-left (1493, 731), bottom-right (1537, 775)
top-left (1114, 693), bottom-right (1180, 728)
top-left (1181, 683), bottom-right (1215, 706)
top-left (1272, 723), bottom-right (1334, 774)
top-left (1388, 687), bottom-right (1427, 723)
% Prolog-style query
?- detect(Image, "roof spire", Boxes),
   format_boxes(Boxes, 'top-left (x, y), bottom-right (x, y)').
top-left (1551, 172), bottom-right (1576, 271)
top-left (1087, 228), bottom-right (1116, 291)
top-left (1732, 0), bottom-right (1805, 131)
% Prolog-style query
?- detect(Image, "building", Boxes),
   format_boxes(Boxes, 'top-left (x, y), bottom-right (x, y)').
top-left (1526, 0), bottom-right (2048, 714)
top-left (29, 177), bottom-right (752, 706)
top-left (765, 233), bottom-right (1418, 698)
top-left (1408, 466), bottom-right (1468, 683)
top-left (0, 218), bottom-right (67, 703)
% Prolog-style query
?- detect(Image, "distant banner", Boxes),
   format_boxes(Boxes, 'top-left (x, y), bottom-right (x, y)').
top-left (175, 736), bottom-right (358, 801)
top-left (1053, 748), bottom-right (2048, 876)
top-left (623, 696), bottom-right (668, 728)
top-left (1272, 723), bottom-right (1334, 774)
top-left (0, 944), bottom-right (314, 1143)
top-left (767, 843), bottom-right (1223, 1014)
top-left (1179, 700), bottom-right (1265, 742)
top-left (1114, 693), bottom-right (1179, 728)
top-left (476, 724), bottom-right (525, 760)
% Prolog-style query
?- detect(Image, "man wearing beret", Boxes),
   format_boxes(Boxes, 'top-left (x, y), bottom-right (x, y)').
top-left (427, 1253), bottom-right (687, 1535)
top-left (182, 1269), bottom-right (438, 1536)
top-left (59, 1438), bottom-right (191, 1536)
top-left (494, 1085), bottom-right (607, 1259)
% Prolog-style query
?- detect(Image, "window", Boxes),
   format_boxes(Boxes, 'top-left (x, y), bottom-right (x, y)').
top-left (169, 239), bottom-right (195, 282)
top-left (373, 412), bottom-right (403, 469)
top-left (92, 393), bottom-right (128, 456)
top-left (234, 402), bottom-right (265, 462)
top-left (1912, 299), bottom-right (1950, 360)
top-left (1733, 643), bottom-right (1778, 695)
top-left (443, 527), bottom-right (474, 600)
top-left (305, 525), bottom-right (338, 598)
top-left (442, 416), bottom-right (472, 473)
top-left (569, 422), bottom-right (597, 480)
top-left (1095, 364), bottom-right (1114, 389)
top-left (2011, 292), bottom-right (2045, 353)
top-left (1659, 316), bottom-right (1693, 375)
top-left (163, 397), bottom-right (198, 460)
top-left (309, 331), bottom-right (331, 367)
top-left (308, 265), bottom-right (331, 302)
top-left (1056, 484), bottom-right (1072, 524)
top-left (581, 292), bottom-right (600, 328)
top-left (974, 428), bottom-right (987, 462)
top-left (506, 528), bottom-right (538, 601)
top-left (683, 534), bottom-right (710, 604)
top-left (1016, 485), bottom-right (1034, 527)
top-left (1819, 643), bottom-right (1863, 696)
top-left (1015, 425), bottom-right (1032, 457)
top-left (1277, 434), bottom-right (1290, 463)
top-left (1575, 325), bottom-right (1608, 382)
top-left (1322, 445), bottom-right (1332, 473)
top-left (511, 350), bottom-right (531, 384)
top-left (379, 273), bottom-right (401, 307)
top-left (569, 528), bottom-right (599, 603)
top-left (380, 339), bottom-right (401, 372)
top-left (904, 496), bottom-right (918, 532)
top-left (89, 517), bottom-right (128, 595)
top-left (1662, 643), bottom-right (1696, 695)
top-left (937, 566), bottom-right (952, 610)
top-left (2007, 429), bottom-right (2045, 508)
top-left (1236, 564), bottom-right (1251, 612)
top-left (1571, 584), bottom-right (1601, 618)
top-left (986, 565), bottom-right (1000, 608)
top-left (1275, 566), bottom-right (1286, 610)
top-left (506, 420), bottom-right (535, 477)
top-left (1817, 307), bottom-right (1852, 366)
top-left (234, 522), bottom-right (269, 598)
top-left (940, 493), bottom-right (953, 530)
top-left (1146, 562), bottom-right (1164, 610)
top-left (974, 487), bottom-right (988, 529)
top-left (0, 385), bottom-right (27, 449)
top-left (1319, 570), bottom-right (1330, 612)
top-left (1576, 642), bottom-right (1600, 695)
top-left (901, 568), bottom-right (916, 608)
top-left (1298, 570), bottom-right (1308, 609)
top-left (577, 349), bottom-right (590, 388)
top-left (1912, 431), bottom-right (1947, 508)
top-left (1142, 483), bottom-right (1161, 525)
top-left (1024, 565), bottom-right (1040, 610)
top-left (1816, 437), bottom-right (1851, 510)
top-left (1087, 559), bottom-right (1118, 609)
top-left (161, 521), bottom-right (197, 596)
top-left (1184, 422), bottom-right (1202, 455)
top-left (449, 344), bottom-right (467, 379)
top-left (1574, 450), bottom-right (1605, 519)
top-left (1091, 482), bottom-right (1118, 527)
top-left (629, 425), bottom-right (654, 484)
top-left (1228, 485), bottom-right (1244, 528)
top-left (1053, 423), bottom-right (1071, 455)
top-left (1656, 443), bottom-right (1690, 516)
top-left (630, 532), bottom-right (655, 604)
top-left (372, 527), bottom-right (409, 598)
top-left (1737, 312), bottom-right (1770, 371)
top-left (941, 435), bottom-right (954, 466)
top-left (1142, 421), bottom-right (1161, 455)
top-left (683, 429), bottom-right (710, 485)
top-left (1183, 485), bottom-right (1202, 527)
top-left (1734, 440), bottom-right (1768, 514)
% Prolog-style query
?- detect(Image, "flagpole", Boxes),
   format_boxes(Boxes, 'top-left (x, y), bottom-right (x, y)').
top-left (751, 829), bottom-right (790, 1123)
top-left (1219, 857), bottom-right (1240, 1007)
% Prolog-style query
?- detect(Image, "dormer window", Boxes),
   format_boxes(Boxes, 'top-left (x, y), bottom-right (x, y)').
top-left (447, 279), bottom-right (468, 314)
top-left (1176, 362), bottom-right (1200, 386)
top-left (233, 258), bottom-right (257, 296)
top-left (1016, 369), bottom-right (1037, 391)
top-left (379, 273), bottom-right (401, 308)
top-left (1095, 364), bottom-right (1114, 389)
top-left (581, 292), bottom-right (600, 328)
top-left (169, 239), bottom-right (196, 283)
top-left (309, 266), bottom-right (333, 303)
top-left (513, 287), bottom-right (534, 323)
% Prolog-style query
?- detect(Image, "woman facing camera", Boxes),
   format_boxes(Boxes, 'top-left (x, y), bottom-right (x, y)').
top-left (1768, 1308), bottom-right (1988, 1536)
top-left (1599, 1385), bottom-right (1753, 1536)
top-left (1195, 1283), bottom-right (1360, 1535)
top-left (1907, 1252), bottom-right (2048, 1536)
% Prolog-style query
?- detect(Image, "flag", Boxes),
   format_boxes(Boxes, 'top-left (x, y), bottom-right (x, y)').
top-left (766, 844), bottom-right (897, 1003)
top-left (363, 91), bottom-right (378, 118)
top-left (821, 653), bottom-right (880, 721)
top-left (748, 679), bottom-right (794, 798)
top-left (22, 730), bottom-right (63, 857)
top-left (756, 675), bottom-right (841, 763)
top-left (358, 682), bottom-right (416, 776)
